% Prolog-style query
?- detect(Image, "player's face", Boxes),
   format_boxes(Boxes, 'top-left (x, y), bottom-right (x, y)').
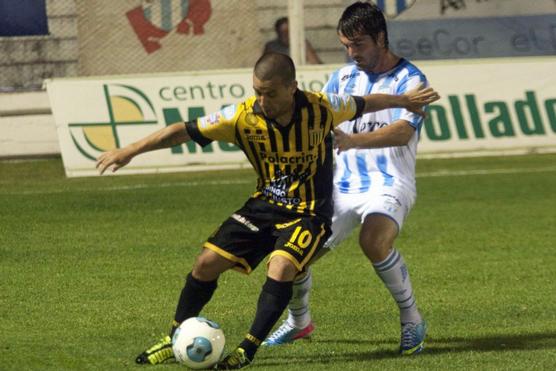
top-left (339, 31), bottom-right (384, 72)
top-left (253, 75), bottom-right (297, 119)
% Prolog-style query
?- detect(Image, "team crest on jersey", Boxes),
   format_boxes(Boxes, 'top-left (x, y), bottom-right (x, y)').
top-left (370, 0), bottom-right (415, 19)
top-left (309, 128), bottom-right (324, 147)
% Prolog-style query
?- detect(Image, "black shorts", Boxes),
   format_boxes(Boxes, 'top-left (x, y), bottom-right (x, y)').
top-left (204, 198), bottom-right (331, 274)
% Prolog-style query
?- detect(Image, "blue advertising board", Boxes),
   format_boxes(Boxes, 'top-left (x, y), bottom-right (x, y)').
top-left (0, 0), bottom-right (48, 36)
top-left (389, 15), bottom-right (556, 59)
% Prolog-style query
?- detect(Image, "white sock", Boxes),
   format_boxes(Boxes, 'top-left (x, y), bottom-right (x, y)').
top-left (373, 249), bottom-right (422, 324)
top-left (286, 267), bottom-right (313, 329)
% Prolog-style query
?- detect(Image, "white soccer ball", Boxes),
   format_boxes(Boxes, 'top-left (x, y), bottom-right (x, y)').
top-left (172, 317), bottom-right (226, 369)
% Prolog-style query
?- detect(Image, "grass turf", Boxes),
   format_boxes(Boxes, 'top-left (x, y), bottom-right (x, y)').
top-left (1, 153), bottom-right (555, 370)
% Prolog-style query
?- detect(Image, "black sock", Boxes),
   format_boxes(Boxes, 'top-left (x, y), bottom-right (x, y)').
top-left (239, 277), bottom-right (293, 360)
top-left (170, 272), bottom-right (217, 336)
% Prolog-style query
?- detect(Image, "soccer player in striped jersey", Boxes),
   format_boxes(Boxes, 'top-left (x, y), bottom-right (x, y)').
top-left (96, 53), bottom-right (438, 368)
top-left (265, 2), bottom-right (431, 355)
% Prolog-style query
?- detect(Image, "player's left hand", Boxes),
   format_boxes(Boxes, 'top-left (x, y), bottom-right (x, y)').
top-left (333, 128), bottom-right (356, 154)
top-left (404, 83), bottom-right (440, 116)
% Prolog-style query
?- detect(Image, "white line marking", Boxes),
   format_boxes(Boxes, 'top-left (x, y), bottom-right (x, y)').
top-left (4, 166), bottom-right (556, 195)
top-left (3, 178), bottom-right (252, 195)
top-left (97, 178), bottom-right (251, 191)
top-left (417, 166), bottom-right (556, 178)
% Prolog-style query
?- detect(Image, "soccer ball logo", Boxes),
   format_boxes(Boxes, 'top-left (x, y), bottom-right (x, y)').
top-left (172, 317), bottom-right (225, 369)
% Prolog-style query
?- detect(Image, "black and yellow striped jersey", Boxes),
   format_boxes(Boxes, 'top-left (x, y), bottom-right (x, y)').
top-left (186, 89), bottom-right (364, 220)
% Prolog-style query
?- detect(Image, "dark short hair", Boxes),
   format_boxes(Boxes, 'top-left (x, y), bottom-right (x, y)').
top-left (254, 52), bottom-right (296, 84)
top-left (274, 17), bottom-right (288, 34)
top-left (337, 1), bottom-right (389, 48)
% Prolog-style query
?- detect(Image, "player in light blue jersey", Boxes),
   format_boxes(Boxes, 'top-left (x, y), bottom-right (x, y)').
top-left (265, 2), bottom-right (430, 355)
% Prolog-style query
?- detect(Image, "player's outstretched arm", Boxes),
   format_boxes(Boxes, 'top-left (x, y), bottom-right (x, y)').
top-left (362, 83), bottom-right (440, 116)
top-left (96, 122), bottom-right (190, 175)
top-left (333, 119), bottom-right (415, 154)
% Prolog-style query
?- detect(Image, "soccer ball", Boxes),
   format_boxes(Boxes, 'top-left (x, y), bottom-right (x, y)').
top-left (172, 317), bottom-right (225, 369)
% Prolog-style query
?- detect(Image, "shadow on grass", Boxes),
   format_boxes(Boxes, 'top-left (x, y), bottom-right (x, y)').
top-left (426, 331), bottom-right (556, 354)
top-left (256, 331), bottom-right (556, 366)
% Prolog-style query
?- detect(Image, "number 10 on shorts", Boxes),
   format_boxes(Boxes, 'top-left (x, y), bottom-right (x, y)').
top-left (286, 226), bottom-right (313, 252)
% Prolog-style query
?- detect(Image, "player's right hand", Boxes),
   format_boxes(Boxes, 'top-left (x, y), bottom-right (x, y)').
top-left (404, 83), bottom-right (440, 116)
top-left (96, 147), bottom-right (134, 175)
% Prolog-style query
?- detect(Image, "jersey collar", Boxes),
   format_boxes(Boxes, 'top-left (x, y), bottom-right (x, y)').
top-left (252, 89), bottom-right (310, 116)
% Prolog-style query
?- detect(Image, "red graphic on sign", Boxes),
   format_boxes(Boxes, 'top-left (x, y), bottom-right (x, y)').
top-left (126, 0), bottom-right (212, 54)
top-left (176, 0), bottom-right (212, 35)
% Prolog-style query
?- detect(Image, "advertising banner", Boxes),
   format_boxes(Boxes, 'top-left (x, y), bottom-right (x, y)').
top-left (388, 15), bottom-right (556, 60)
top-left (366, 0), bottom-right (556, 60)
top-left (46, 57), bottom-right (556, 177)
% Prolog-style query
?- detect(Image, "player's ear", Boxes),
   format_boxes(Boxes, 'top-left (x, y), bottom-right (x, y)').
top-left (377, 32), bottom-right (386, 48)
top-left (290, 80), bottom-right (298, 94)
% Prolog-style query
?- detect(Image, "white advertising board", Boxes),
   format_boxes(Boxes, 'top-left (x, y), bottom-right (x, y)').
top-left (46, 57), bottom-right (556, 177)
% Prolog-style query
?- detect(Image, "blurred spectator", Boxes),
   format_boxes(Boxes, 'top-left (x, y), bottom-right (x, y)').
top-left (263, 17), bottom-right (323, 64)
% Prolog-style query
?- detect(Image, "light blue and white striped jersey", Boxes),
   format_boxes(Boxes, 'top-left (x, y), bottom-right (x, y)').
top-left (323, 59), bottom-right (427, 194)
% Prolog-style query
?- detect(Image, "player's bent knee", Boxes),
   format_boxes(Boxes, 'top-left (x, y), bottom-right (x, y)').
top-left (360, 234), bottom-right (391, 251)
top-left (267, 255), bottom-right (298, 282)
top-left (360, 219), bottom-right (397, 260)
top-left (359, 233), bottom-right (394, 262)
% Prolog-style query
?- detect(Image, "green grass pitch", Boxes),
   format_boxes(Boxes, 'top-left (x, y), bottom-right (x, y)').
top-left (1, 153), bottom-right (555, 370)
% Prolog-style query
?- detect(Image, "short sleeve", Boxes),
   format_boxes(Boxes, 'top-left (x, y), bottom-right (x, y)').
top-left (322, 70), bottom-right (339, 94)
top-left (186, 104), bottom-right (239, 146)
top-left (320, 92), bottom-right (364, 127)
top-left (395, 74), bottom-right (428, 129)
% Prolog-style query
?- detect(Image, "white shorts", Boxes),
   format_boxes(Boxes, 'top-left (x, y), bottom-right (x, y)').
top-left (324, 185), bottom-right (416, 249)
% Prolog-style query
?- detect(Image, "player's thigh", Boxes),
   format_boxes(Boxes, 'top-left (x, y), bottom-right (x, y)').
top-left (323, 191), bottom-right (361, 250)
top-left (358, 187), bottom-right (414, 257)
top-left (358, 186), bottom-right (415, 235)
top-left (192, 248), bottom-right (236, 280)
top-left (271, 216), bottom-right (331, 273)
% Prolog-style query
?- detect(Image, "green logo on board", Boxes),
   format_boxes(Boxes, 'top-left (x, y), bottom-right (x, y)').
top-left (425, 91), bottom-right (556, 140)
top-left (68, 84), bottom-right (159, 160)
top-left (68, 84), bottom-right (239, 161)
